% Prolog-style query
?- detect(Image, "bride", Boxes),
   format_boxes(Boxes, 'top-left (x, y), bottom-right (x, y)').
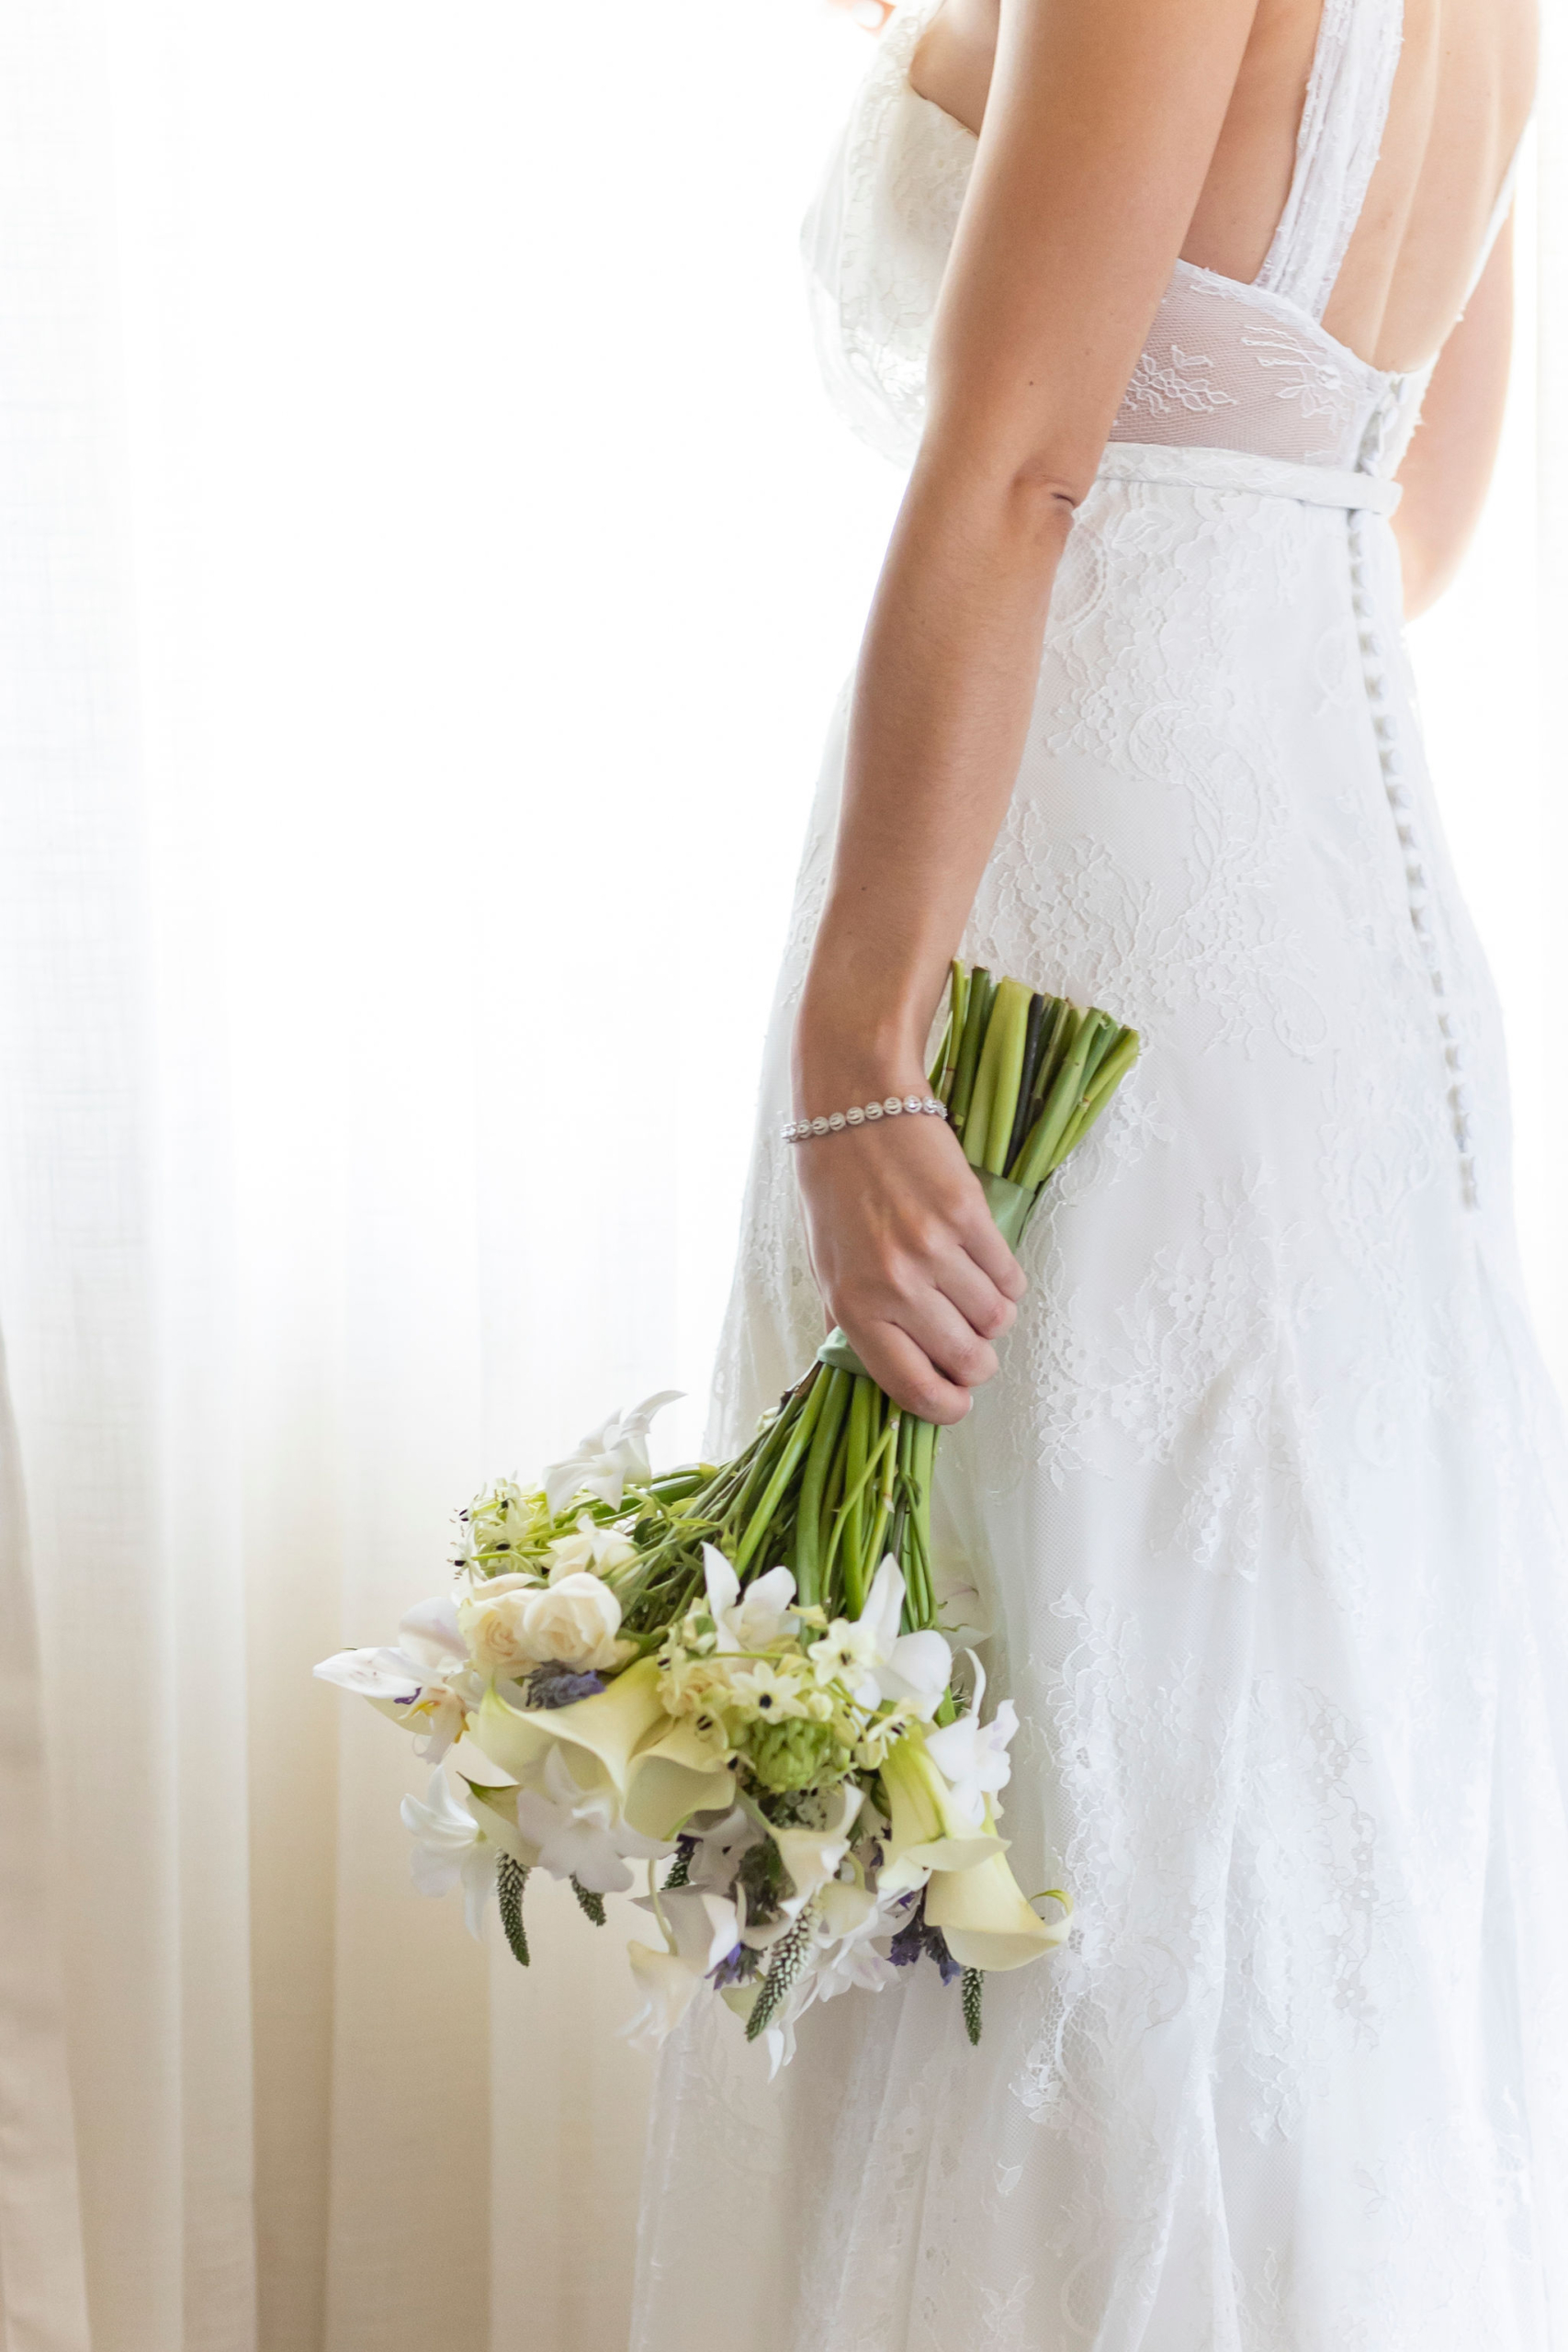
top-left (634, 0), bottom-right (1554, 2343)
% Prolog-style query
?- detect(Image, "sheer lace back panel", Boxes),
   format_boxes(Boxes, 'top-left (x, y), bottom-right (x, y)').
top-left (804, 0), bottom-right (1514, 481)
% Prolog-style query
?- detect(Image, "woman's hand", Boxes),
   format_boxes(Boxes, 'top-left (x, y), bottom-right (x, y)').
top-left (791, 1090), bottom-right (1026, 1424)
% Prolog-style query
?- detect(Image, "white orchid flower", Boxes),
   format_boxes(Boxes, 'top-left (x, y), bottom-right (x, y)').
top-left (633, 1884), bottom-right (742, 1975)
top-left (701, 1545), bottom-right (797, 1653)
top-left (682, 1804), bottom-right (765, 1890)
top-left (400, 1769), bottom-right (497, 1939)
top-left (860, 1559), bottom-right (954, 1718)
top-left (922, 1654), bottom-right (1019, 1832)
top-left (810, 1882), bottom-right (902, 2002)
top-left (513, 1743), bottom-right (671, 1894)
top-left (618, 1942), bottom-right (706, 2053)
top-left (315, 1595), bottom-right (475, 1761)
top-left (541, 1390), bottom-right (682, 1515)
top-left (769, 1782), bottom-right (863, 1905)
top-left (619, 1874), bottom-right (744, 2052)
top-left (729, 1785), bottom-right (863, 1954)
top-left (807, 1613), bottom-right (883, 1694)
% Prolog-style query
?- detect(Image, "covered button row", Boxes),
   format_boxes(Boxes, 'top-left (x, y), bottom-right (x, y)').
top-left (1349, 520), bottom-right (1478, 1209)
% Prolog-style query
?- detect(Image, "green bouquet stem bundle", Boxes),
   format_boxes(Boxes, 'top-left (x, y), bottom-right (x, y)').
top-left (625, 967), bottom-right (1139, 1644)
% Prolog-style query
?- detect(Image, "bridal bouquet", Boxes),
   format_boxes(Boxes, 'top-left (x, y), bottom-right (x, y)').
top-left (316, 968), bottom-right (1136, 2071)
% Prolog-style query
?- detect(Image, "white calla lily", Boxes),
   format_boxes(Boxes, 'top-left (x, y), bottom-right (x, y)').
top-left (702, 1545), bottom-right (797, 1652)
top-left (513, 1742), bottom-right (673, 1894)
top-left (400, 1769), bottom-right (497, 1938)
top-left (469, 1657), bottom-right (734, 1843)
top-left (461, 1780), bottom-right (541, 1871)
top-left (541, 1391), bottom-right (682, 1515)
top-left (925, 1847), bottom-right (1073, 1971)
top-left (921, 1655), bottom-right (1019, 1831)
top-left (877, 1720), bottom-right (1007, 1897)
top-left (471, 1655), bottom-right (667, 1794)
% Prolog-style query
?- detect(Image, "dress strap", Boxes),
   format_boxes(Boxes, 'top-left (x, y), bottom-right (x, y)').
top-left (1254, 0), bottom-right (1405, 322)
top-left (1460, 128), bottom-right (1529, 308)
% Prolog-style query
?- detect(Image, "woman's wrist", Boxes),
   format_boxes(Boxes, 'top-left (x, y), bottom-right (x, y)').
top-left (792, 1001), bottom-right (930, 1116)
top-left (794, 946), bottom-right (947, 1108)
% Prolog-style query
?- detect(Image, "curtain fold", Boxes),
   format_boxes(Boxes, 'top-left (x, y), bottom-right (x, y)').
top-left (0, 3), bottom-right (1554, 2349)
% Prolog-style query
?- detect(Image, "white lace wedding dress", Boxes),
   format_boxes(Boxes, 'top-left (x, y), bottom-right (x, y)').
top-left (632, 3), bottom-right (1567, 2345)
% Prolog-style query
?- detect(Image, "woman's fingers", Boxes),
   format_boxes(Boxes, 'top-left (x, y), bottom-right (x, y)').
top-left (832, 1282), bottom-right (999, 1419)
top-left (955, 1199), bottom-right (1028, 1304)
top-left (843, 1317), bottom-right (976, 1426)
top-left (792, 1114), bottom-right (1029, 1419)
top-left (934, 1240), bottom-right (1020, 1342)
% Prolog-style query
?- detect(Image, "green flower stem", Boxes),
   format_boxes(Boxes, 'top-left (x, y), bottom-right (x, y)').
top-left (1075, 1025), bottom-right (1141, 1115)
top-left (1043, 1024), bottom-right (1139, 1170)
top-left (862, 1404), bottom-right (902, 1589)
top-left (910, 1415), bottom-right (938, 1618)
top-left (732, 1361), bottom-right (831, 1575)
top-left (1046, 1079), bottom-right (1121, 1169)
top-left (721, 1384), bottom-right (810, 1539)
top-left (835, 1376), bottom-right (874, 1608)
top-left (962, 987), bottom-right (1005, 1169)
top-left (948, 967), bottom-right (992, 1141)
top-left (830, 1405), bottom-right (897, 1617)
top-left (792, 1365), bottom-right (851, 1606)
top-left (979, 978), bottom-right (1034, 1175)
top-left (893, 1415), bottom-right (919, 1627)
top-left (898, 1467), bottom-right (934, 1629)
top-left (962, 1966), bottom-right (984, 2046)
top-left (1029, 997), bottom-right (1078, 1120)
top-left (1079, 1016), bottom-right (1119, 1092)
top-left (821, 1428), bottom-right (847, 1552)
top-left (1006, 990), bottom-right (1049, 1170)
top-left (1010, 1009), bottom-right (1108, 1189)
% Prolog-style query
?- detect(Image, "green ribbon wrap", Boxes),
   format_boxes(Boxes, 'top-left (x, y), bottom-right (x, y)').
top-left (816, 1169), bottom-right (1034, 1380)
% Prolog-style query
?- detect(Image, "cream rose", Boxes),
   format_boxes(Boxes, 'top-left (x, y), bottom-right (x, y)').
top-left (462, 1571), bottom-right (631, 1678)
top-left (545, 1515), bottom-right (639, 1584)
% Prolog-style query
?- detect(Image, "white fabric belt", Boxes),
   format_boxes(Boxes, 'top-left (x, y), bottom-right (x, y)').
top-left (1097, 442), bottom-right (1403, 515)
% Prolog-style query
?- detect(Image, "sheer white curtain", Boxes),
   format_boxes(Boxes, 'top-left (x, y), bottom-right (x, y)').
top-left (0, 4), bottom-right (1557, 2350)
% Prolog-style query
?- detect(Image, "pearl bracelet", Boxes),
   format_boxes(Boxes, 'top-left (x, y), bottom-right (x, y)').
top-left (783, 1094), bottom-right (948, 1143)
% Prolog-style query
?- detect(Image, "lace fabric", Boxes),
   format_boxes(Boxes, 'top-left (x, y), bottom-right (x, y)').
top-left (1253, 0), bottom-right (1404, 317)
top-left (636, 461), bottom-right (1568, 2351)
top-left (800, 0), bottom-right (1435, 478)
top-left (633, 6), bottom-right (1568, 2345)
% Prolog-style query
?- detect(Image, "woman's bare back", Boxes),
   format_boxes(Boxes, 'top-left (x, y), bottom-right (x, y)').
top-left (910, 0), bottom-right (1536, 370)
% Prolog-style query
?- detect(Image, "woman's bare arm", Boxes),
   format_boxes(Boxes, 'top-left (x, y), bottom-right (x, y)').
top-left (793, 0), bottom-right (1258, 1421)
top-left (1393, 214), bottom-right (1514, 621)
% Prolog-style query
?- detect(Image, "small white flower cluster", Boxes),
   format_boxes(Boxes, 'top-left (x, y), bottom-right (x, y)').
top-left (656, 1546), bottom-right (951, 1788)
